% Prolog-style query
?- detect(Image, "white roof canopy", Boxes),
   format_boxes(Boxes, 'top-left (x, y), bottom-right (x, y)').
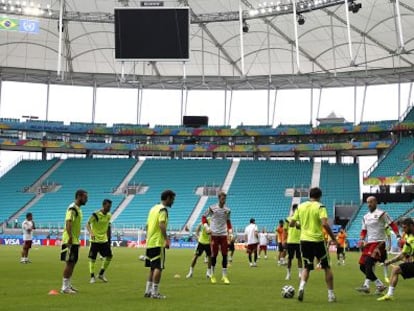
top-left (0, 0), bottom-right (413, 90)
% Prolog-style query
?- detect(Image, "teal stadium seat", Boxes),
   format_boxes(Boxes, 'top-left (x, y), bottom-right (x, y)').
top-left (0, 159), bottom-right (59, 223)
top-left (113, 159), bottom-right (232, 231)
top-left (25, 158), bottom-right (136, 228)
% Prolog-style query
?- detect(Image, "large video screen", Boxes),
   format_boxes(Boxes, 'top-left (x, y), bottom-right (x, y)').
top-left (115, 7), bottom-right (190, 61)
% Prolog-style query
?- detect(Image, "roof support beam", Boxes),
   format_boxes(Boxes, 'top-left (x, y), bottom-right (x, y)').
top-left (241, 0), bottom-right (329, 73)
top-left (323, 7), bottom-right (414, 66)
top-left (179, 0), bottom-right (243, 76)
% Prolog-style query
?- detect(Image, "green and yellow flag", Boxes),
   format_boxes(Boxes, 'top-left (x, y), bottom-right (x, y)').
top-left (0, 18), bottom-right (19, 31)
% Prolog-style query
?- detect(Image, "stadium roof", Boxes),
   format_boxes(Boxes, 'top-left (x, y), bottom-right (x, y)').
top-left (0, 0), bottom-right (413, 90)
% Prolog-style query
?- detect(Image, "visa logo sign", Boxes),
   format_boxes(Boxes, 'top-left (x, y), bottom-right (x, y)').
top-left (4, 238), bottom-right (21, 245)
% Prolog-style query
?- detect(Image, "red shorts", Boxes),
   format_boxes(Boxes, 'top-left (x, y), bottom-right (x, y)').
top-left (359, 242), bottom-right (386, 265)
top-left (246, 243), bottom-right (258, 253)
top-left (211, 235), bottom-right (228, 257)
top-left (23, 240), bottom-right (32, 249)
top-left (259, 245), bottom-right (267, 251)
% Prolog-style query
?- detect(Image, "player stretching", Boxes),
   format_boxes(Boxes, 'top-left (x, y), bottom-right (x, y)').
top-left (202, 192), bottom-right (232, 284)
top-left (378, 217), bottom-right (414, 301)
top-left (355, 196), bottom-right (400, 295)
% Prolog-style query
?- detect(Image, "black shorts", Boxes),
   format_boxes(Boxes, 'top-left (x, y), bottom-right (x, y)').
top-left (287, 243), bottom-right (301, 260)
top-left (88, 242), bottom-right (113, 260)
top-left (195, 242), bottom-right (211, 257)
top-left (145, 247), bottom-right (165, 270)
top-left (278, 243), bottom-right (285, 252)
top-left (400, 262), bottom-right (414, 279)
top-left (228, 241), bottom-right (235, 252)
top-left (300, 241), bottom-right (329, 270)
top-left (336, 247), bottom-right (345, 255)
top-left (60, 244), bottom-right (79, 263)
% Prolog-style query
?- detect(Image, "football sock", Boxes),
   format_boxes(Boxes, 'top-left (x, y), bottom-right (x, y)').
top-left (383, 266), bottom-right (388, 278)
top-left (62, 278), bottom-right (70, 289)
top-left (145, 281), bottom-right (153, 294)
top-left (89, 260), bottom-right (96, 275)
top-left (101, 257), bottom-right (111, 272)
top-left (152, 283), bottom-right (159, 295)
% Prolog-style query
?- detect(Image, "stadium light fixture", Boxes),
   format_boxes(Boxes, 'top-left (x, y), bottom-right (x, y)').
top-left (297, 13), bottom-right (305, 25)
top-left (246, 0), bottom-right (347, 23)
top-left (242, 19), bottom-right (249, 33)
top-left (0, 0), bottom-right (52, 16)
top-left (348, 1), bottom-right (361, 14)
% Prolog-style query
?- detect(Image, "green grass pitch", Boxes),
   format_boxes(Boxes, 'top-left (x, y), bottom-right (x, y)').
top-left (0, 245), bottom-right (411, 311)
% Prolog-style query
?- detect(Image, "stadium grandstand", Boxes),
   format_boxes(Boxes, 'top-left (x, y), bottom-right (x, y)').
top-left (0, 0), bottom-right (413, 251)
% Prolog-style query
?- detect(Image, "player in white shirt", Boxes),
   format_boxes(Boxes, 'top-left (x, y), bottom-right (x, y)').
top-left (356, 196), bottom-right (401, 295)
top-left (244, 218), bottom-right (259, 267)
top-left (202, 192), bottom-right (233, 284)
top-left (21, 213), bottom-right (35, 264)
top-left (258, 228), bottom-right (269, 259)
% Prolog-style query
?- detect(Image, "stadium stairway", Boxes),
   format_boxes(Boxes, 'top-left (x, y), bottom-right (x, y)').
top-left (404, 162), bottom-right (414, 176)
top-left (111, 194), bottom-right (135, 222)
top-left (25, 159), bottom-right (64, 192)
top-left (112, 159), bottom-right (144, 195)
top-left (183, 196), bottom-right (209, 231)
top-left (0, 159), bottom-right (60, 223)
top-left (311, 161), bottom-right (321, 187)
top-left (112, 159), bottom-right (232, 230)
top-left (182, 159), bottom-right (241, 231)
top-left (221, 159), bottom-right (240, 193)
top-left (24, 158), bottom-right (137, 228)
top-left (110, 159), bottom-right (145, 221)
top-left (9, 159), bottom-right (64, 221)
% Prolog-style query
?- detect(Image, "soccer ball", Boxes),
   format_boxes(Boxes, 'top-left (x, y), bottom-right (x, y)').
top-left (139, 255), bottom-right (146, 261)
top-left (281, 285), bottom-right (295, 298)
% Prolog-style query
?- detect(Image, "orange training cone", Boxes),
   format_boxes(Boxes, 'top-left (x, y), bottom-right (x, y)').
top-left (48, 289), bottom-right (59, 295)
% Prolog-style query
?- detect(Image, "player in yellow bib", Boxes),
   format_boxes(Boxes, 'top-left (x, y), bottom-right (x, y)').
top-left (283, 204), bottom-right (303, 280)
top-left (186, 219), bottom-right (212, 278)
top-left (60, 189), bottom-right (88, 294)
top-left (143, 190), bottom-right (176, 299)
top-left (378, 217), bottom-right (414, 301)
top-left (290, 187), bottom-right (338, 303)
top-left (86, 199), bottom-right (113, 284)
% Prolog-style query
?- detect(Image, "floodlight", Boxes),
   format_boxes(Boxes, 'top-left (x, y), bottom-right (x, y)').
top-left (348, 1), bottom-right (361, 13)
top-left (297, 14), bottom-right (305, 25)
top-left (242, 19), bottom-right (249, 33)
